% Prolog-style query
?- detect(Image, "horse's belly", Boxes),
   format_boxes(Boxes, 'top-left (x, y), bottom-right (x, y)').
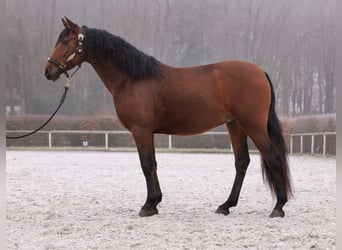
top-left (155, 111), bottom-right (231, 135)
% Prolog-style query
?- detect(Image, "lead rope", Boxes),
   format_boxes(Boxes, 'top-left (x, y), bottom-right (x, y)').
top-left (6, 78), bottom-right (73, 140)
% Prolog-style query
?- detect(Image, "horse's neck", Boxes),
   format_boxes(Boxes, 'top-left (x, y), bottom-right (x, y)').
top-left (86, 56), bottom-right (129, 95)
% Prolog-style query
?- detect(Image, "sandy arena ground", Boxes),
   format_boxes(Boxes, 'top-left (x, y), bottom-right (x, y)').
top-left (6, 151), bottom-right (336, 249)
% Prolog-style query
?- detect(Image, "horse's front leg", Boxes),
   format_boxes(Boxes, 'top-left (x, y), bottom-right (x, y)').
top-left (132, 130), bottom-right (162, 217)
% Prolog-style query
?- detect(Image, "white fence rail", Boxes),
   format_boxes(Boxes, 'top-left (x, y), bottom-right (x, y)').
top-left (7, 130), bottom-right (336, 155)
top-left (7, 130), bottom-right (231, 150)
top-left (289, 132), bottom-right (336, 156)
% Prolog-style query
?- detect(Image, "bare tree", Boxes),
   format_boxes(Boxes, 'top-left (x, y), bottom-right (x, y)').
top-left (6, 0), bottom-right (336, 117)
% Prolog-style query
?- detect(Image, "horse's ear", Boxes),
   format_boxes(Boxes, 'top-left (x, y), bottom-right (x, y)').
top-left (61, 17), bottom-right (69, 28)
top-left (62, 17), bottom-right (79, 33)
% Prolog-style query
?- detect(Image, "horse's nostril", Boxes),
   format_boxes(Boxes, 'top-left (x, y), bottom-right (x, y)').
top-left (45, 68), bottom-right (50, 79)
top-left (45, 67), bottom-right (60, 81)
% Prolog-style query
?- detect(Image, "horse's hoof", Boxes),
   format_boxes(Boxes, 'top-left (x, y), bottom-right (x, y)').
top-left (215, 206), bottom-right (230, 215)
top-left (269, 209), bottom-right (285, 218)
top-left (139, 207), bottom-right (158, 217)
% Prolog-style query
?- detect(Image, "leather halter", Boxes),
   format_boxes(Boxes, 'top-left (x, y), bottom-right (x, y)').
top-left (48, 26), bottom-right (84, 78)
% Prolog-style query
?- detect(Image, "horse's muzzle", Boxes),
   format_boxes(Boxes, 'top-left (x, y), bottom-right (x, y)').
top-left (44, 66), bottom-right (60, 81)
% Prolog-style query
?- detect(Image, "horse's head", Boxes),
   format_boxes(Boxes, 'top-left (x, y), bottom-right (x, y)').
top-left (45, 17), bottom-right (85, 81)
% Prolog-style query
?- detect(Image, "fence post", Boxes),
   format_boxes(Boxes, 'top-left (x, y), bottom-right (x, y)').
top-left (290, 135), bottom-right (293, 154)
top-left (323, 133), bottom-right (326, 156)
top-left (168, 135), bottom-right (172, 150)
top-left (105, 132), bottom-right (108, 150)
top-left (48, 132), bottom-right (52, 148)
top-left (311, 135), bottom-right (314, 155)
top-left (300, 135), bottom-right (303, 154)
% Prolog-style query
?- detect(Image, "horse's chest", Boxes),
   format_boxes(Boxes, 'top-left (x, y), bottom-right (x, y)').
top-left (114, 93), bottom-right (154, 130)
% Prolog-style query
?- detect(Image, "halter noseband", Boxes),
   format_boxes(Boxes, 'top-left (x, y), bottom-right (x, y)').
top-left (48, 26), bottom-right (84, 79)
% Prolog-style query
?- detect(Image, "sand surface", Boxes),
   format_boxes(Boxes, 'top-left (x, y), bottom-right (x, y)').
top-left (6, 151), bottom-right (336, 249)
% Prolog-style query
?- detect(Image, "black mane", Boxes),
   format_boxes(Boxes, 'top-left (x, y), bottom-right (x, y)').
top-left (84, 27), bottom-right (162, 80)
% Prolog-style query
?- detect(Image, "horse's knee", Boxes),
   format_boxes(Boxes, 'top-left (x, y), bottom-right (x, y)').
top-left (141, 161), bottom-right (156, 176)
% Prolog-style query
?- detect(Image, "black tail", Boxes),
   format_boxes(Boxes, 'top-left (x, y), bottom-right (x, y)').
top-left (262, 72), bottom-right (292, 197)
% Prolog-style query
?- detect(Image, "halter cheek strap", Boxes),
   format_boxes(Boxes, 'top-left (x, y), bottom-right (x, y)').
top-left (48, 26), bottom-right (84, 79)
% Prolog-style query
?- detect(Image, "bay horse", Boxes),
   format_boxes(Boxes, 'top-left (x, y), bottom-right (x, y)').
top-left (45, 17), bottom-right (292, 218)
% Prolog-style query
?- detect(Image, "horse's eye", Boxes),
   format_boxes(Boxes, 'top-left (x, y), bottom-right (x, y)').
top-left (62, 39), bottom-right (68, 45)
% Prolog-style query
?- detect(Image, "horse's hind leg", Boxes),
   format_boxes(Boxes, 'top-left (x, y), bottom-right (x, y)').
top-left (216, 121), bottom-right (250, 215)
top-left (247, 128), bottom-right (290, 218)
top-left (132, 129), bottom-right (162, 217)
